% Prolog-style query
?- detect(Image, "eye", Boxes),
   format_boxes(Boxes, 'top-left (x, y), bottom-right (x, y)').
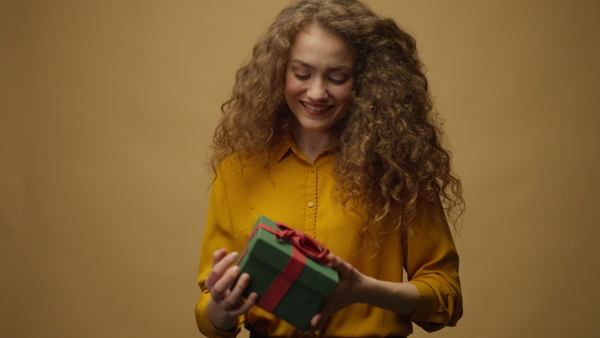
top-left (329, 77), bottom-right (347, 85)
top-left (294, 73), bottom-right (310, 80)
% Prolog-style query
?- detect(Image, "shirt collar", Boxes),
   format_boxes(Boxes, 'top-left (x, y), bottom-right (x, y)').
top-left (269, 134), bottom-right (337, 164)
top-left (269, 134), bottom-right (294, 164)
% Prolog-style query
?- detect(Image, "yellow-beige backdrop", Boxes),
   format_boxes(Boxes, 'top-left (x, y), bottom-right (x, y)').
top-left (1, 1), bottom-right (599, 337)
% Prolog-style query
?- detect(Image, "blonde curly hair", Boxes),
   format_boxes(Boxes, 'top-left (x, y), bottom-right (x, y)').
top-left (210, 0), bottom-right (464, 238)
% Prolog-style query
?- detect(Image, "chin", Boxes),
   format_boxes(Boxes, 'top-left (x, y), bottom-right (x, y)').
top-left (297, 120), bottom-right (339, 133)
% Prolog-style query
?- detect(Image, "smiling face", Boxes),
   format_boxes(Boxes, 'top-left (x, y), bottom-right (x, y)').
top-left (285, 25), bottom-right (356, 138)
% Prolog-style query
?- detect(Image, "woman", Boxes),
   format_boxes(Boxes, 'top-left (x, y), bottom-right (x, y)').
top-left (196, 0), bottom-right (464, 337)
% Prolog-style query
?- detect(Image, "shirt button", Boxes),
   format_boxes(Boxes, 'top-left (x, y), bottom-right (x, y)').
top-left (310, 168), bottom-right (315, 173)
top-left (308, 202), bottom-right (314, 208)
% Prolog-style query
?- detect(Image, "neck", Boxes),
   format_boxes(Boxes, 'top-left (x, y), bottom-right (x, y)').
top-left (292, 127), bottom-right (335, 163)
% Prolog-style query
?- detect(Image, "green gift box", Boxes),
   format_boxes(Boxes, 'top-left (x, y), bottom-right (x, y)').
top-left (236, 215), bottom-right (339, 330)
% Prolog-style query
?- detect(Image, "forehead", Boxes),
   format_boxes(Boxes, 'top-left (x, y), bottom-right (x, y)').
top-left (289, 25), bottom-right (355, 68)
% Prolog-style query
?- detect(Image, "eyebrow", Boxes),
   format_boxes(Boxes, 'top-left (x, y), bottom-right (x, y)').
top-left (289, 59), bottom-right (353, 72)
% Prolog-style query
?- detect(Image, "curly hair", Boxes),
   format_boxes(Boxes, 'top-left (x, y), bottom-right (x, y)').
top-left (210, 0), bottom-right (464, 238)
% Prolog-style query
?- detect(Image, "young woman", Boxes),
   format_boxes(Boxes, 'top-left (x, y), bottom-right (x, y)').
top-left (195, 1), bottom-right (464, 337)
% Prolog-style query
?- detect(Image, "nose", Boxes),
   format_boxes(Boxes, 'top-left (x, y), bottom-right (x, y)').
top-left (306, 79), bottom-right (328, 102)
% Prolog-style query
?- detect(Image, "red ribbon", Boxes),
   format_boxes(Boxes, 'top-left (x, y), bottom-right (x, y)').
top-left (274, 222), bottom-right (330, 264)
top-left (258, 245), bottom-right (305, 312)
top-left (246, 222), bottom-right (331, 312)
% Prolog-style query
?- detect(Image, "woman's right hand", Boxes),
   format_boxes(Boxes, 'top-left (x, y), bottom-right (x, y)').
top-left (205, 248), bottom-right (258, 331)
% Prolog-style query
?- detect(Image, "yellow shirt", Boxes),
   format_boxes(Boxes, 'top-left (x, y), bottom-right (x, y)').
top-left (195, 138), bottom-right (462, 338)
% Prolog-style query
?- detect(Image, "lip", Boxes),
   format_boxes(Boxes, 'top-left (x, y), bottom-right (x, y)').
top-left (300, 101), bottom-right (334, 116)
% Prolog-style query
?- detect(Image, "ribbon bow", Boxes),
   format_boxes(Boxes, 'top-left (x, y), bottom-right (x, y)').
top-left (275, 222), bottom-right (330, 264)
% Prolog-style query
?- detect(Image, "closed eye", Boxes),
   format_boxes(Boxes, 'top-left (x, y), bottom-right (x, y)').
top-left (329, 77), bottom-right (347, 85)
top-left (294, 73), bottom-right (310, 80)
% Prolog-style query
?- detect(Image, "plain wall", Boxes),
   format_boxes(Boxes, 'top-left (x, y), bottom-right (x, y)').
top-left (1, 1), bottom-right (599, 337)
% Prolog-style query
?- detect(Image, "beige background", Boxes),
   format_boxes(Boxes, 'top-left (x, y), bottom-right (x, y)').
top-left (1, 1), bottom-right (599, 337)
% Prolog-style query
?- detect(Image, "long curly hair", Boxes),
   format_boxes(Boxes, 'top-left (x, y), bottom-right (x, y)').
top-left (211, 0), bottom-right (464, 238)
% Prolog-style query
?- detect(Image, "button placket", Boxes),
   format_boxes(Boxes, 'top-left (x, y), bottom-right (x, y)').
top-left (304, 164), bottom-right (318, 236)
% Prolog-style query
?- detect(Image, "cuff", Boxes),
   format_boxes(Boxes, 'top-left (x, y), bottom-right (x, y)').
top-left (407, 280), bottom-right (446, 332)
top-left (196, 290), bottom-right (242, 338)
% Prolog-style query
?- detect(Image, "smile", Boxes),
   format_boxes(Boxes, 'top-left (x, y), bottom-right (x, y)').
top-left (301, 101), bottom-right (333, 112)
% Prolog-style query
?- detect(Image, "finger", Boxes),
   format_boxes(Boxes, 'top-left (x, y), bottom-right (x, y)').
top-left (328, 254), bottom-right (353, 276)
top-left (207, 251), bottom-right (239, 287)
top-left (213, 251), bottom-right (239, 273)
top-left (310, 313), bottom-right (322, 328)
top-left (310, 297), bottom-right (335, 330)
top-left (226, 272), bottom-right (251, 304)
top-left (219, 272), bottom-right (250, 311)
top-left (206, 250), bottom-right (228, 288)
top-left (221, 276), bottom-right (255, 317)
top-left (212, 249), bottom-right (228, 268)
top-left (206, 250), bottom-right (230, 286)
top-left (211, 265), bottom-right (240, 300)
top-left (228, 292), bottom-right (258, 317)
top-left (328, 253), bottom-right (344, 267)
top-left (311, 311), bottom-right (330, 331)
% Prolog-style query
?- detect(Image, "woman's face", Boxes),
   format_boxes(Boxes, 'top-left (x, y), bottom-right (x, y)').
top-left (285, 25), bottom-right (356, 135)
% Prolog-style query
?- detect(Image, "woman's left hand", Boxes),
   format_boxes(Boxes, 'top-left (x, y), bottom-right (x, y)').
top-left (310, 253), bottom-right (369, 330)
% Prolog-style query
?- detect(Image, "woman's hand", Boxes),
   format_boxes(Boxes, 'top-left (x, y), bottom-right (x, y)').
top-left (310, 253), bottom-right (368, 330)
top-left (205, 248), bottom-right (258, 331)
top-left (310, 253), bottom-right (420, 331)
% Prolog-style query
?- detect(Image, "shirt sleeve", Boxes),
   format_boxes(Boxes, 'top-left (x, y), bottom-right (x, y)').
top-left (406, 199), bottom-right (463, 332)
top-left (194, 165), bottom-right (243, 337)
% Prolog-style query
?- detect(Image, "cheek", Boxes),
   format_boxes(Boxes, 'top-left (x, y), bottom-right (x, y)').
top-left (284, 77), bottom-right (301, 99)
top-left (332, 85), bottom-right (353, 107)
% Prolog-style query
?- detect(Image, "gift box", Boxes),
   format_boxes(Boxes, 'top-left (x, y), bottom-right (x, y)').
top-left (236, 215), bottom-right (339, 330)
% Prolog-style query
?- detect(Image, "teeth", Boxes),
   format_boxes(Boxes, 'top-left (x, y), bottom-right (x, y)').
top-left (303, 102), bottom-right (330, 112)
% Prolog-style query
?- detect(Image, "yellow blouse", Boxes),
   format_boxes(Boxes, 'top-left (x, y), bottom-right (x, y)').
top-left (195, 138), bottom-right (462, 338)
